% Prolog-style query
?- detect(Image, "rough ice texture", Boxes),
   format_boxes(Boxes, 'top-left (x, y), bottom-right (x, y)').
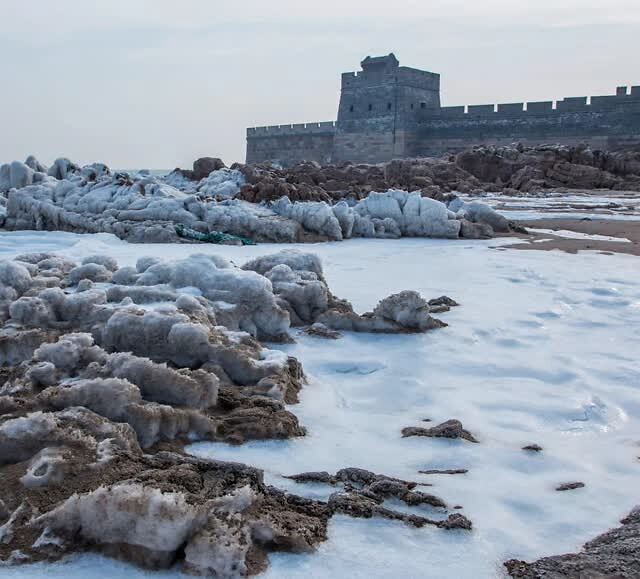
top-left (1, 154), bottom-right (509, 243)
top-left (0, 247), bottom-right (460, 576)
top-left (42, 483), bottom-right (202, 554)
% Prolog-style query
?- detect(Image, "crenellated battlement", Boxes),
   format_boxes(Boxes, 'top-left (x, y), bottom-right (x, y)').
top-left (247, 122), bottom-right (336, 137)
top-left (245, 55), bottom-right (640, 165)
top-left (423, 86), bottom-right (640, 120)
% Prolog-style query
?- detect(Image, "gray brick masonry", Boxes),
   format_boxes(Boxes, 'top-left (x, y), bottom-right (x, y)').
top-left (246, 54), bottom-right (640, 165)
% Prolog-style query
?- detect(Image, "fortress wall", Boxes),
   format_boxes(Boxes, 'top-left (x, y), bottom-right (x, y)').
top-left (338, 84), bottom-right (398, 121)
top-left (396, 67), bottom-right (440, 91)
top-left (245, 122), bottom-right (335, 165)
top-left (333, 116), bottom-right (400, 164)
top-left (246, 70), bottom-right (640, 164)
top-left (412, 91), bottom-right (640, 156)
top-left (413, 111), bottom-right (640, 156)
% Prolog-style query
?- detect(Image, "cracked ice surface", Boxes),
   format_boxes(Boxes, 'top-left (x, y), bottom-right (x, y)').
top-left (0, 231), bottom-right (639, 578)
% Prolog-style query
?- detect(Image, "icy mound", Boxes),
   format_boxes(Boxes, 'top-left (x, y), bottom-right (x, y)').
top-left (1, 155), bottom-right (510, 243)
top-left (271, 189), bottom-right (509, 240)
top-left (164, 167), bottom-right (245, 199)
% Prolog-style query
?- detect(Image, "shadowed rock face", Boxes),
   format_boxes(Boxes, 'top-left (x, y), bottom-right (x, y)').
top-left (505, 508), bottom-right (640, 578)
top-left (0, 250), bottom-right (461, 575)
top-left (284, 467), bottom-right (472, 531)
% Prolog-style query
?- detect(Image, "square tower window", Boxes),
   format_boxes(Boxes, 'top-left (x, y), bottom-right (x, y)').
top-left (420, 102), bottom-right (426, 109)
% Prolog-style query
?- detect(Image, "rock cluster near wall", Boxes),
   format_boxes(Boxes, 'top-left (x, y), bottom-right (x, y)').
top-left (238, 143), bottom-right (640, 196)
top-left (3, 145), bottom-right (636, 244)
top-left (0, 155), bottom-right (514, 244)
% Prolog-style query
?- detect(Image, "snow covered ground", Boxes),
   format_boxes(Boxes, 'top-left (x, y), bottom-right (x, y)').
top-left (1, 231), bottom-right (639, 578)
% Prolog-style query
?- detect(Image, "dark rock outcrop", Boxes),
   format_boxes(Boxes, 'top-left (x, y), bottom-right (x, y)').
top-left (505, 508), bottom-right (640, 578)
top-left (402, 419), bottom-right (479, 443)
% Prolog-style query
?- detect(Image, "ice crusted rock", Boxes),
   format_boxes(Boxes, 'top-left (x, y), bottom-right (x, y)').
top-left (243, 250), bottom-right (327, 325)
top-left (272, 190), bottom-right (466, 240)
top-left (0, 261), bottom-right (32, 301)
top-left (68, 263), bottom-right (113, 284)
top-left (132, 254), bottom-right (291, 341)
top-left (0, 161), bottom-right (34, 192)
top-left (2, 152), bottom-right (513, 243)
top-left (0, 408), bottom-right (140, 466)
top-left (318, 290), bottom-right (447, 333)
top-left (47, 158), bottom-right (80, 180)
top-left (24, 155), bottom-right (47, 173)
top-left (197, 168), bottom-right (245, 198)
top-left (41, 483), bottom-right (203, 566)
top-left (372, 290), bottom-right (436, 331)
top-left (242, 250), bottom-right (451, 333)
top-left (273, 197), bottom-right (344, 240)
top-left (0, 249), bottom-right (462, 575)
top-left (457, 201), bottom-right (510, 233)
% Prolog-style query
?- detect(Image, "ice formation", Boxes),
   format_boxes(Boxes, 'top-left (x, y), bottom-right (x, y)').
top-left (1, 155), bottom-right (512, 244)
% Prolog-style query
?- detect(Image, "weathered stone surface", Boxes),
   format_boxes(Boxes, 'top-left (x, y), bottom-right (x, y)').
top-left (505, 508), bottom-right (640, 578)
top-left (246, 55), bottom-right (640, 166)
top-left (402, 419), bottom-right (479, 443)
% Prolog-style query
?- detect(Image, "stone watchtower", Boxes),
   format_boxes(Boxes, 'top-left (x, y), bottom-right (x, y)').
top-left (334, 53), bottom-right (441, 163)
top-left (248, 54), bottom-right (640, 165)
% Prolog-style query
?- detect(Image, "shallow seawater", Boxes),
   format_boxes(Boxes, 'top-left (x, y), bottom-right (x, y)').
top-left (1, 232), bottom-right (639, 578)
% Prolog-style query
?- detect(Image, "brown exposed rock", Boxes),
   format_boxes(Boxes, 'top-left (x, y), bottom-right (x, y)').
top-left (402, 419), bottom-right (479, 443)
top-left (456, 144), bottom-right (640, 192)
top-left (284, 467), bottom-right (472, 531)
top-left (175, 157), bottom-right (227, 181)
top-left (193, 157), bottom-right (226, 180)
top-left (522, 444), bottom-right (543, 452)
top-left (505, 507), bottom-right (640, 578)
top-left (555, 482), bottom-right (585, 492)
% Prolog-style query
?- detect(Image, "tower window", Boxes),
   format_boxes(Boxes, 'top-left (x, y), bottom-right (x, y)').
top-left (410, 103), bottom-right (414, 110)
top-left (349, 105), bottom-right (354, 113)
top-left (368, 104), bottom-right (373, 111)
top-left (387, 102), bottom-right (392, 110)
top-left (420, 102), bottom-right (426, 109)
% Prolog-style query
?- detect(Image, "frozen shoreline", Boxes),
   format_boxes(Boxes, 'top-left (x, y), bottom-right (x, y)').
top-left (1, 231), bottom-right (638, 577)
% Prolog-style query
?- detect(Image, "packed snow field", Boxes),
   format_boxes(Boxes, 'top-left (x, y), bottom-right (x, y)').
top-left (0, 231), bottom-right (638, 578)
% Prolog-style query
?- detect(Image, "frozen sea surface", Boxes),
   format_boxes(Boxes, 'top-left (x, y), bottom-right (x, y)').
top-left (458, 190), bottom-right (640, 221)
top-left (1, 231), bottom-right (639, 578)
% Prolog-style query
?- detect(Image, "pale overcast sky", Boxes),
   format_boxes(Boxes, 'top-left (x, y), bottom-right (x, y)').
top-left (1, 0), bottom-right (639, 168)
